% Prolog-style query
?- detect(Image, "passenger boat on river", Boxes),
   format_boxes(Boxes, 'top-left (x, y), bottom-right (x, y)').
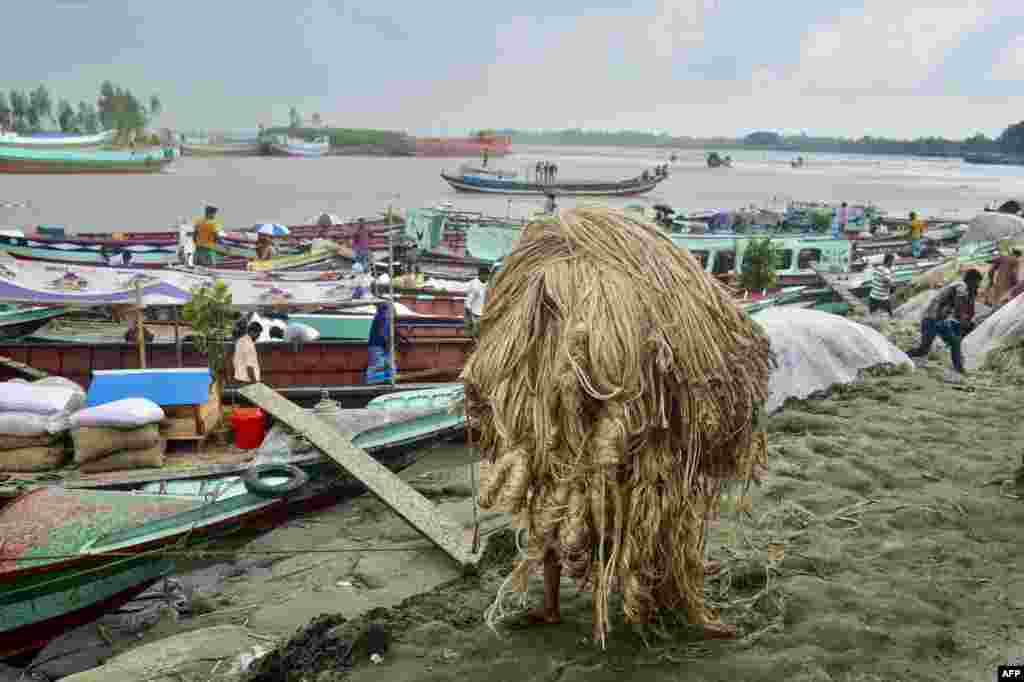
top-left (440, 169), bottom-right (666, 196)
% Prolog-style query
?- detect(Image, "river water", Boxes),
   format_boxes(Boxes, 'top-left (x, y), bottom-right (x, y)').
top-left (2, 144), bottom-right (1024, 233)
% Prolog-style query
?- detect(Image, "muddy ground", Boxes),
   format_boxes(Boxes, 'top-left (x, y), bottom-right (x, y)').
top-left (43, 348), bottom-right (1024, 682)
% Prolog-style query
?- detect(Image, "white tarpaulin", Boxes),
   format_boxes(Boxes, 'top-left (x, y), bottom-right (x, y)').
top-left (0, 257), bottom-right (361, 307)
top-left (752, 308), bottom-right (914, 414)
top-left (963, 291), bottom-right (1024, 371)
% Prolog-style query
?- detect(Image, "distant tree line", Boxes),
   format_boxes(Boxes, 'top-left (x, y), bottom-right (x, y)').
top-left (498, 124), bottom-right (1024, 158)
top-left (0, 82), bottom-right (161, 141)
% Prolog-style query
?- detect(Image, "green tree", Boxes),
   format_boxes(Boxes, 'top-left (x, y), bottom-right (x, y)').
top-left (289, 106), bottom-right (301, 129)
top-left (57, 99), bottom-right (76, 132)
top-left (0, 92), bottom-right (10, 129)
top-left (740, 237), bottom-right (777, 291)
top-left (998, 121), bottom-right (1024, 155)
top-left (97, 80), bottom-right (117, 130)
top-left (181, 281), bottom-right (234, 383)
top-left (77, 101), bottom-right (99, 134)
top-left (149, 95), bottom-right (161, 118)
top-left (29, 85), bottom-right (53, 129)
top-left (9, 90), bottom-right (28, 132)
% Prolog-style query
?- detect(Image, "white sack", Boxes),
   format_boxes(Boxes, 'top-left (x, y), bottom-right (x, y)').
top-left (0, 381), bottom-right (81, 415)
top-left (752, 308), bottom-right (914, 414)
top-left (70, 398), bottom-right (165, 429)
top-left (0, 412), bottom-right (67, 436)
top-left (285, 322), bottom-right (320, 343)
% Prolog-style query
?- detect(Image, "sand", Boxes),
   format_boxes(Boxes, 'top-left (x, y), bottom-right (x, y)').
top-left (29, 352), bottom-right (1024, 682)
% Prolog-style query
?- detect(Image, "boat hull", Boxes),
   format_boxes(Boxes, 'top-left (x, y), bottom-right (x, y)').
top-left (269, 143), bottom-right (329, 158)
top-left (0, 130), bottom-right (117, 149)
top-left (440, 172), bottom-right (664, 196)
top-left (181, 143), bottom-right (262, 157)
top-left (0, 158), bottom-right (173, 174)
top-left (0, 336), bottom-right (472, 390)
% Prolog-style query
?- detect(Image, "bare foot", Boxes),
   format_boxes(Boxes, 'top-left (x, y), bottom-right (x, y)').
top-left (704, 560), bottom-right (722, 576)
top-left (700, 622), bottom-right (738, 639)
top-left (525, 608), bottom-right (562, 625)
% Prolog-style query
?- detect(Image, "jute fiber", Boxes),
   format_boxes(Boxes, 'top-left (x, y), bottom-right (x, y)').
top-left (461, 207), bottom-right (774, 644)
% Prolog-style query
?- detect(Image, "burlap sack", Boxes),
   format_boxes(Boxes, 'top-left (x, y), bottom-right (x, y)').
top-left (72, 424), bottom-right (161, 464)
top-left (0, 433), bottom-right (58, 451)
top-left (0, 445), bottom-right (68, 472)
top-left (79, 440), bottom-right (166, 474)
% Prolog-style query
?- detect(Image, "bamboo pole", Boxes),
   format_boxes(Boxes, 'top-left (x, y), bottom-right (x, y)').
top-left (388, 203), bottom-right (397, 388)
top-left (173, 305), bottom-right (183, 367)
top-left (134, 281), bottom-right (146, 369)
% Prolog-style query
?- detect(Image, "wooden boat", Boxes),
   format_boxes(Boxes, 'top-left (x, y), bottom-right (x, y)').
top-left (0, 335), bottom-right (472, 391)
top-left (0, 146), bottom-right (176, 174)
top-left (268, 137), bottom-right (330, 158)
top-left (670, 233), bottom-right (854, 287)
top-left (439, 170), bottom-right (665, 196)
top-left (0, 393), bottom-right (465, 659)
top-left (0, 130), bottom-right (116, 148)
top-left (180, 141), bottom-right (262, 156)
top-left (0, 305), bottom-right (68, 339)
top-left (706, 152), bottom-right (732, 168)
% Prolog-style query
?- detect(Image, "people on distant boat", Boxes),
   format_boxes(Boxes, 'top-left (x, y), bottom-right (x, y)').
top-left (535, 161), bottom-right (543, 183)
top-left (233, 322), bottom-right (262, 385)
top-left (906, 269), bottom-right (983, 375)
top-left (353, 218), bottom-right (371, 270)
top-left (178, 222), bottom-right (195, 266)
top-left (193, 205), bottom-right (222, 267)
top-left (482, 149), bottom-right (489, 168)
top-left (550, 163), bottom-right (558, 182)
top-left (908, 211), bottom-right (926, 258)
top-left (838, 202), bottom-right (849, 233)
top-left (256, 233), bottom-right (277, 260)
top-left (867, 253), bottom-right (896, 318)
top-left (986, 247), bottom-right (1022, 306)
top-left (351, 261), bottom-right (371, 299)
top-left (464, 266), bottom-right (489, 338)
top-left (544, 192), bottom-right (558, 215)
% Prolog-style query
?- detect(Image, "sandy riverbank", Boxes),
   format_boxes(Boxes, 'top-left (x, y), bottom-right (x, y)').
top-left (44, 346), bottom-right (1024, 682)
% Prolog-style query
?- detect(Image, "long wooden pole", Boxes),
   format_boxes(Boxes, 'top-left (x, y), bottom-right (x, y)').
top-left (134, 281), bottom-right (146, 369)
top-left (388, 203), bottom-right (397, 387)
top-left (173, 305), bottom-right (183, 367)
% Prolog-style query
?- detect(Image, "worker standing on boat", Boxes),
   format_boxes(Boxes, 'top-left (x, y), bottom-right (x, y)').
top-left (178, 222), bottom-right (195, 267)
top-left (353, 218), bottom-right (371, 271)
top-left (193, 205), bottom-right (222, 267)
top-left (909, 211), bottom-right (927, 258)
top-left (233, 322), bottom-right (262, 384)
top-left (464, 266), bottom-right (489, 338)
top-left (550, 163), bottom-right (558, 182)
top-left (838, 202), bottom-right (849, 233)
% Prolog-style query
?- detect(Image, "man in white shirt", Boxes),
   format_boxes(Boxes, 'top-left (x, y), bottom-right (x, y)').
top-left (464, 266), bottom-right (489, 338)
top-left (233, 322), bottom-right (262, 384)
top-left (178, 223), bottom-right (195, 267)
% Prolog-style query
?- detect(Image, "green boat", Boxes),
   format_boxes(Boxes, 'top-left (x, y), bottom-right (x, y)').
top-left (0, 305), bottom-right (67, 339)
top-left (0, 146), bottom-right (177, 174)
top-left (0, 391), bottom-right (466, 660)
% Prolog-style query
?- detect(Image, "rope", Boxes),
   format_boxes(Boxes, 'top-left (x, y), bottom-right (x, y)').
top-left (312, 389), bottom-right (342, 421)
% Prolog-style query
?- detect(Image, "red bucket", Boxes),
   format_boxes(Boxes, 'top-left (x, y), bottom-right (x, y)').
top-left (230, 408), bottom-right (266, 450)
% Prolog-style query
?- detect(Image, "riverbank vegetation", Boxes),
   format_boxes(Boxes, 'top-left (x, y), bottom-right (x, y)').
top-left (0, 81), bottom-right (161, 143)
top-left (264, 126), bottom-right (412, 152)
top-left (499, 122), bottom-right (1024, 158)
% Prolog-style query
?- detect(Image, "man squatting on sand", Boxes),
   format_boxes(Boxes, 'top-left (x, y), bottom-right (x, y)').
top-left (461, 207), bottom-right (774, 646)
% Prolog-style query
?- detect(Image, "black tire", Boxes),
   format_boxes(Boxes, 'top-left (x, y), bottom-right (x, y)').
top-left (242, 463), bottom-right (309, 497)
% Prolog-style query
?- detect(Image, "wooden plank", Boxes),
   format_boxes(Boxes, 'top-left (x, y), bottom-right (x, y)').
top-left (240, 382), bottom-right (477, 571)
top-left (812, 265), bottom-right (867, 314)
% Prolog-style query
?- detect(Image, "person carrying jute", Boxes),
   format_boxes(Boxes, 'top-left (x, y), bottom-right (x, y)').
top-left (460, 207), bottom-right (774, 646)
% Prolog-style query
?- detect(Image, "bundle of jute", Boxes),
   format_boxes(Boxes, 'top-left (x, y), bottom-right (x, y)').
top-left (0, 444), bottom-right (68, 472)
top-left (461, 207), bottom-right (774, 646)
top-left (79, 439), bottom-right (166, 474)
top-left (72, 424), bottom-right (161, 464)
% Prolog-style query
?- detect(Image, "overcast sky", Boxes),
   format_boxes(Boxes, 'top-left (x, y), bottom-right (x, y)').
top-left (6, 1), bottom-right (1024, 138)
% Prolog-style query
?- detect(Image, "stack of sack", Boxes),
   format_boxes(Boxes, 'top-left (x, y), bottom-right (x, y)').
top-left (70, 398), bottom-right (167, 474)
top-left (0, 377), bottom-right (85, 473)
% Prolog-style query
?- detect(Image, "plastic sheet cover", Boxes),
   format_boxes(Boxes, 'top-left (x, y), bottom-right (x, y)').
top-left (963, 291), bottom-right (1024, 371)
top-left (752, 308), bottom-right (914, 414)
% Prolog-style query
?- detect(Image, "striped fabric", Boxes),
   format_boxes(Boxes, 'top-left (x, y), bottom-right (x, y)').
top-left (869, 266), bottom-right (892, 300)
